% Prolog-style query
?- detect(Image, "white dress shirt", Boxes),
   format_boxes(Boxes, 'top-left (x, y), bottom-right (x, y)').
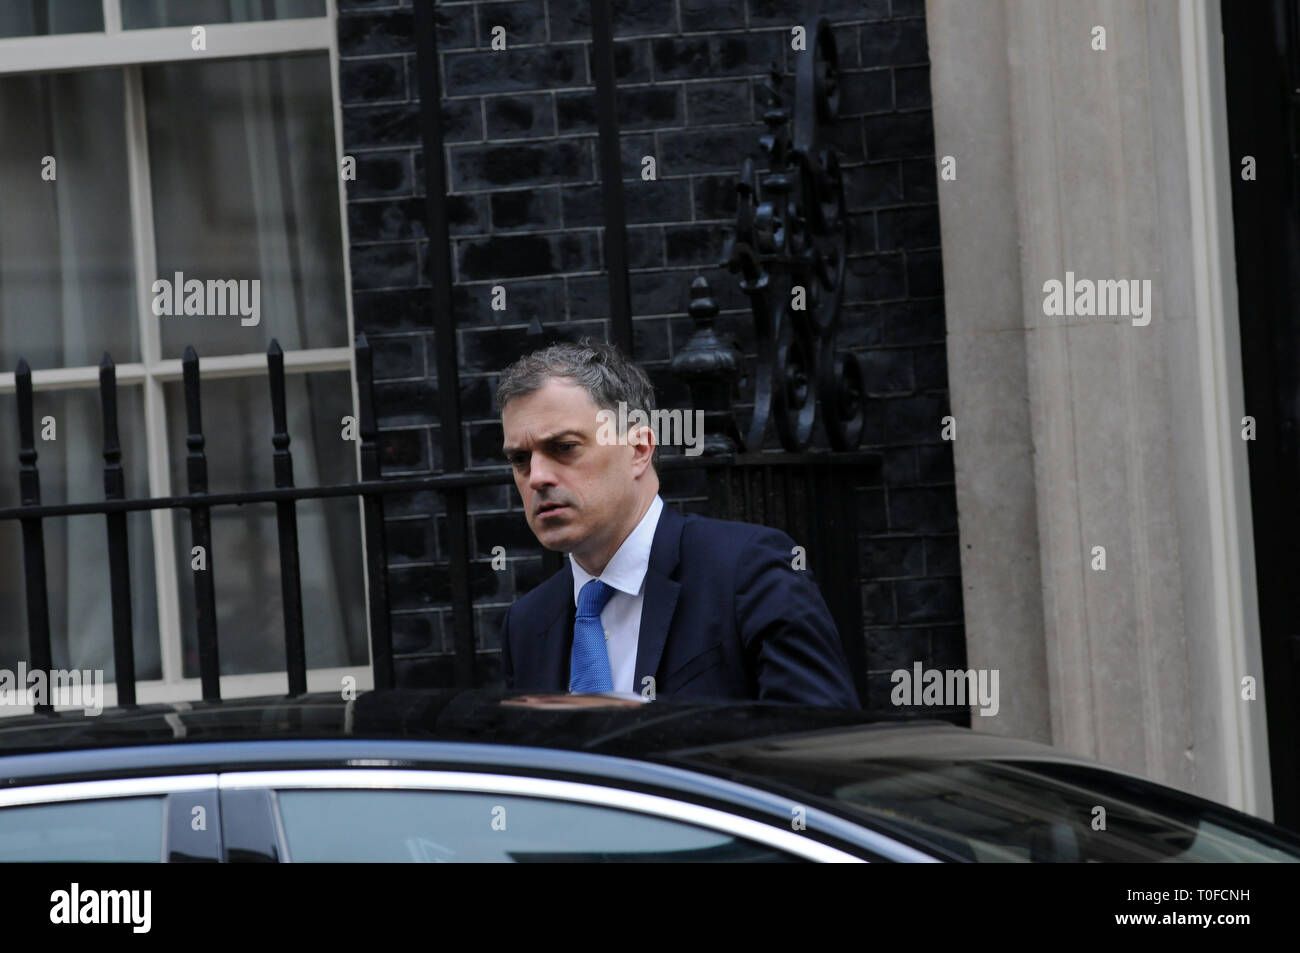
top-left (569, 494), bottom-right (664, 694)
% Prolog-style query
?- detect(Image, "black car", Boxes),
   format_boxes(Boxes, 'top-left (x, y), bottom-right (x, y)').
top-left (1, 688), bottom-right (1297, 862)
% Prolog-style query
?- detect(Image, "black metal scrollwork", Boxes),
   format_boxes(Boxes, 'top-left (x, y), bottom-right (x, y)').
top-left (675, 17), bottom-right (864, 454)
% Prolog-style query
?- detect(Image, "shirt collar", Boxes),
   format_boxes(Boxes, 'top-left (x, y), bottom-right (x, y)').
top-left (570, 494), bottom-right (664, 604)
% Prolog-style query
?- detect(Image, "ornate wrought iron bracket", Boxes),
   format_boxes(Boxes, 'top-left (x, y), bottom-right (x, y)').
top-left (674, 17), bottom-right (865, 454)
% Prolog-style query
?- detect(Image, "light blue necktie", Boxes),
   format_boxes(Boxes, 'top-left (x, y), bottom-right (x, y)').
top-left (570, 579), bottom-right (617, 693)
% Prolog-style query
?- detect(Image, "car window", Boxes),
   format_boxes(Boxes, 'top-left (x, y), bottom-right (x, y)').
top-left (0, 797), bottom-right (165, 862)
top-left (827, 760), bottom-right (1300, 862)
top-left (680, 744), bottom-right (1300, 862)
top-left (273, 789), bottom-right (805, 862)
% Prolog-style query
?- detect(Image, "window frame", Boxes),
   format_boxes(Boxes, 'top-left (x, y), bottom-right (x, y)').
top-left (0, 769), bottom-right (867, 862)
top-left (0, 0), bottom-right (370, 707)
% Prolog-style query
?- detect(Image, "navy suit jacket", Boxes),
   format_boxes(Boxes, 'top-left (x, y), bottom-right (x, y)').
top-left (499, 503), bottom-right (860, 708)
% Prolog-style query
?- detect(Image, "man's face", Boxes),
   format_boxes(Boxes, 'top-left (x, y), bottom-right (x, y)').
top-left (501, 378), bottom-right (651, 560)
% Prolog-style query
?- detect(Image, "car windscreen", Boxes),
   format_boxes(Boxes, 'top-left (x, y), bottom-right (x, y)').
top-left (681, 753), bottom-right (1300, 862)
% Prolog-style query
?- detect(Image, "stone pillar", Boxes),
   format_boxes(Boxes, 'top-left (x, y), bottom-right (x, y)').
top-left (926, 0), bottom-right (1272, 817)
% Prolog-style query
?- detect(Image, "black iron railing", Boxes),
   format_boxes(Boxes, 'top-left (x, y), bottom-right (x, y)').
top-left (1, 334), bottom-right (480, 712)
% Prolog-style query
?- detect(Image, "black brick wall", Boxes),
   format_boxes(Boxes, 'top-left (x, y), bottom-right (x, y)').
top-left (338, 0), bottom-right (964, 716)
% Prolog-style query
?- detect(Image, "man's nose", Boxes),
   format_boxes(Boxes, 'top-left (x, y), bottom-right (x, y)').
top-left (527, 454), bottom-right (558, 492)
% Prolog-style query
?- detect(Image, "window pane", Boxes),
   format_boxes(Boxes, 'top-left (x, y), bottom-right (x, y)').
top-left (0, 797), bottom-right (164, 861)
top-left (165, 372), bottom-right (366, 677)
top-left (0, 68), bottom-right (139, 368)
top-left (143, 53), bottom-right (347, 358)
top-left (276, 790), bottom-right (804, 862)
top-left (123, 0), bottom-right (325, 29)
top-left (0, 387), bottom-right (160, 682)
top-left (0, 0), bottom-right (103, 37)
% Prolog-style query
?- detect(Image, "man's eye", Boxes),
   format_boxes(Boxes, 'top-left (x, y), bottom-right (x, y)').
top-left (556, 443), bottom-right (576, 452)
top-left (508, 454), bottom-right (527, 467)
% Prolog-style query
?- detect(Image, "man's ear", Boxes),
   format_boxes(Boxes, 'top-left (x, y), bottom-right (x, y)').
top-left (629, 422), bottom-right (655, 476)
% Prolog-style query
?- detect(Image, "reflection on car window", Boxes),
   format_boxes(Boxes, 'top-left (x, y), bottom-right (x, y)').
top-left (0, 797), bottom-right (165, 862)
top-left (679, 741), bottom-right (1300, 862)
top-left (827, 760), bottom-right (1300, 862)
top-left (274, 789), bottom-right (803, 862)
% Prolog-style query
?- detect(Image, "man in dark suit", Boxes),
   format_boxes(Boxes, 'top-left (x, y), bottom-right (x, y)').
top-left (496, 339), bottom-right (859, 708)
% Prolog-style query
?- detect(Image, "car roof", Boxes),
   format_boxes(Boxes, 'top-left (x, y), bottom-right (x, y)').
top-left (0, 688), bottom-right (880, 755)
top-left (0, 687), bottom-right (1093, 768)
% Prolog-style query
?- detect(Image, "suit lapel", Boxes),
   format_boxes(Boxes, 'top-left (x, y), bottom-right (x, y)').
top-left (633, 504), bottom-right (684, 694)
top-left (540, 598), bottom-right (575, 691)
top-left (522, 561), bottom-right (574, 692)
